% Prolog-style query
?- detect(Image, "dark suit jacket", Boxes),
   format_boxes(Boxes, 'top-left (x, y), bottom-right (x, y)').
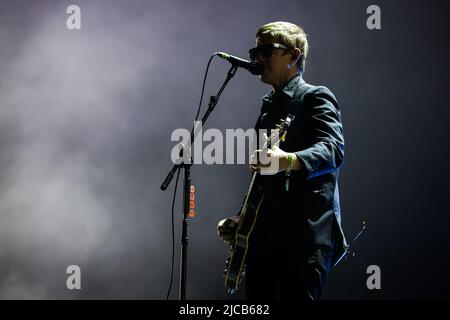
top-left (249, 73), bottom-right (347, 269)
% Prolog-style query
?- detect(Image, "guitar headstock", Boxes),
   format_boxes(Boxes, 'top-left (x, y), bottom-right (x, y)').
top-left (267, 113), bottom-right (294, 148)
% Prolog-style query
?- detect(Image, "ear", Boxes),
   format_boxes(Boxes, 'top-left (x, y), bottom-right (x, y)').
top-left (291, 48), bottom-right (302, 61)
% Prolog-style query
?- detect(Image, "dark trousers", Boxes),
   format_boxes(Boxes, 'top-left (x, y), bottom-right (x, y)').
top-left (244, 246), bottom-right (333, 300)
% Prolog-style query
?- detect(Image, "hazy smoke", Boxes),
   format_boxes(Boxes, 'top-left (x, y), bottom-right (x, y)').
top-left (2, 0), bottom-right (449, 300)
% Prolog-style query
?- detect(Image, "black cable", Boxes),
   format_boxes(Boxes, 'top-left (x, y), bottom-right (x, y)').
top-left (192, 53), bottom-right (218, 131)
top-left (165, 166), bottom-right (181, 300)
top-left (165, 53), bottom-right (217, 300)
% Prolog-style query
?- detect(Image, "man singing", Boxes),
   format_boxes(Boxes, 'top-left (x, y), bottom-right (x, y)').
top-left (218, 21), bottom-right (347, 300)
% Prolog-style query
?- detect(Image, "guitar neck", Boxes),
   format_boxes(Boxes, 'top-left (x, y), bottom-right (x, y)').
top-left (240, 172), bottom-right (258, 217)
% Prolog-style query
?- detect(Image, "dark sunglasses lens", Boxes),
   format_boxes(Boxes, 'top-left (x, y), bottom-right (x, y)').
top-left (260, 45), bottom-right (273, 57)
top-left (249, 45), bottom-right (273, 61)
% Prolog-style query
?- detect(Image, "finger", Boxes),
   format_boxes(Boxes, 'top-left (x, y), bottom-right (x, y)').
top-left (219, 225), bottom-right (236, 234)
top-left (253, 149), bottom-right (265, 155)
top-left (220, 231), bottom-right (234, 238)
top-left (271, 145), bottom-right (280, 151)
top-left (254, 149), bottom-right (270, 165)
top-left (219, 231), bottom-right (234, 239)
top-left (218, 223), bottom-right (235, 232)
top-left (218, 226), bottom-right (230, 233)
top-left (259, 163), bottom-right (271, 168)
top-left (254, 162), bottom-right (271, 169)
top-left (223, 219), bottom-right (233, 227)
top-left (220, 234), bottom-right (235, 242)
top-left (217, 219), bottom-right (228, 228)
top-left (250, 150), bottom-right (261, 163)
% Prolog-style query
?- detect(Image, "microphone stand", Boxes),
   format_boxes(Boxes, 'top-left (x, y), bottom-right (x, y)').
top-left (161, 64), bottom-right (238, 300)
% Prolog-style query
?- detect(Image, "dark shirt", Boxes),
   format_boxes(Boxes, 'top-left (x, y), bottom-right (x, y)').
top-left (247, 73), bottom-right (347, 270)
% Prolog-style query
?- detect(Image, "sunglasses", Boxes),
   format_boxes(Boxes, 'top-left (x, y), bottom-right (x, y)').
top-left (248, 43), bottom-right (292, 61)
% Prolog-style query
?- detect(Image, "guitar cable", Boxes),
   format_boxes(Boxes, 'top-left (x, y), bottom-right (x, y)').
top-left (165, 53), bottom-right (217, 300)
top-left (165, 166), bottom-right (181, 300)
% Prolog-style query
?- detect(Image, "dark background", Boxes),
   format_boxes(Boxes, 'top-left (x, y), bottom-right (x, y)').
top-left (0, 0), bottom-right (449, 299)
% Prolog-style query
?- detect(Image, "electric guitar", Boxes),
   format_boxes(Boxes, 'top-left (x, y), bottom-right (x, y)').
top-left (223, 114), bottom-right (294, 294)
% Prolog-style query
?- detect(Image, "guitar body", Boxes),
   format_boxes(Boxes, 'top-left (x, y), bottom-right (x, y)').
top-left (224, 173), bottom-right (265, 294)
top-left (223, 114), bottom-right (294, 294)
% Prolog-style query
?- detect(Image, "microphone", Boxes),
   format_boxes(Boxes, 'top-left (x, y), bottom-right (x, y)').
top-left (216, 52), bottom-right (263, 75)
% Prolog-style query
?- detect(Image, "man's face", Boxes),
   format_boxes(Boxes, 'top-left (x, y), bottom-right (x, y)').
top-left (252, 35), bottom-right (295, 88)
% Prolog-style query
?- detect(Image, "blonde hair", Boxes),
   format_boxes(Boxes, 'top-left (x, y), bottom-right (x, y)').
top-left (256, 21), bottom-right (308, 71)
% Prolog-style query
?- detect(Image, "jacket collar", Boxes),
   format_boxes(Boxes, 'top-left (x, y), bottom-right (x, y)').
top-left (262, 72), bottom-right (305, 102)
